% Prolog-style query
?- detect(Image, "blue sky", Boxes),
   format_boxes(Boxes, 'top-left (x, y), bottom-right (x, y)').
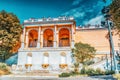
top-left (0, 0), bottom-right (111, 26)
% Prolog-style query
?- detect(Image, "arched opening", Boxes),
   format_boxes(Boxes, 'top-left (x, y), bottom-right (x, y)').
top-left (59, 28), bottom-right (70, 47)
top-left (27, 53), bottom-right (32, 64)
top-left (28, 30), bottom-right (38, 47)
top-left (43, 29), bottom-right (53, 47)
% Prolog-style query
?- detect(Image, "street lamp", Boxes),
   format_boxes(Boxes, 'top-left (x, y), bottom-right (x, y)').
top-left (101, 6), bottom-right (119, 74)
top-left (0, 40), bottom-right (2, 45)
top-left (118, 43), bottom-right (120, 53)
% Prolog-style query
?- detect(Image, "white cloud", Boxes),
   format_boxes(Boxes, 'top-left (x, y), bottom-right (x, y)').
top-left (62, 5), bottom-right (85, 18)
top-left (62, 0), bottom-right (109, 25)
top-left (73, 12), bottom-right (85, 18)
top-left (72, 0), bottom-right (82, 5)
top-left (86, 15), bottom-right (103, 25)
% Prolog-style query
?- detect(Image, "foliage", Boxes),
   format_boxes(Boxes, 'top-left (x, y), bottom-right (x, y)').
top-left (109, 0), bottom-right (120, 31)
top-left (74, 63), bottom-right (79, 68)
top-left (59, 73), bottom-right (71, 77)
top-left (105, 70), bottom-right (115, 75)
top-left (85, 68), bottom-right (96, 76)
top-left (103, 0), bottom-right (120, 32)
top-left (80, 67), bottom-right (115, 76)
top-left (73, 62), bottom-right (80, 73)
top-left (83, 60), bottom-right (95, 66)
top-left (72, 42), bottom-right (96, 64)
top-left (0, 10), bottom-right (22, 61)
top-left (80, 67), bottom-right (86, 74)
top-left (70, 71), bottom-right (80, 76)
top-left (0, 63), bottom-right (10, 75)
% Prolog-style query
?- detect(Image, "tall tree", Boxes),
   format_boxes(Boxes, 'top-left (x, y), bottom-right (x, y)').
top-left (0, 10), bottom-right (22, 61)
top-left (109, 0), bottom-right (120, 32)
top-left (72, 42), bottom-right (96, 64)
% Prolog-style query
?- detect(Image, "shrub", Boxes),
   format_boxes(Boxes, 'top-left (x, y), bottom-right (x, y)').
top-left (0, 63), bottom-right (7, 70)
top-left (59, 73), bottom-right (71, 77)
top-left (70, 71), bottom-right (79, 76)
top-left (80, 67), bottom-right (86, 74)
top-left (80, 67), bottom-right (115, 76)
top-left (83, 60), bottom-right (95, 65)
top-left (105, 70), bottom-right (115, 75)
top-left (0, 63), bottom-right (10, 75)
top-left (85, 68), bottom-right (95, 76)
top-left (95, 68), bottom-right (105, 75)
top-left (80, 68), bottom-right (105, 76)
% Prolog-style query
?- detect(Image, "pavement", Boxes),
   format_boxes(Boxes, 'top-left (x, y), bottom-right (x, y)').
top-left (0, 75), bottom-right (117, 80)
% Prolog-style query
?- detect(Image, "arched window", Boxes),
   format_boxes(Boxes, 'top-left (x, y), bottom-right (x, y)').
top-left (59, 28), bottom-right (70, 47)
top-left (28, 30), bottom-right (38, 47)
top-left (43, 52), bottom-right (49, 64)
top-left (43, 29), bottom-right (53, 47)
top-left (27, 53), bottom-right (32, 64)
top-left (60, 52), bottom-right (66, 64)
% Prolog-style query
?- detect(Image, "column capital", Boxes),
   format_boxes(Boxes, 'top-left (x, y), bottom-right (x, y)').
top-left (26, 32), bottom-right (29, 36)
top-left (54, 25), bottom-right (57, 27)
top-left (37, 27), bottom-right (41, 48)
top-left (54, 25), bottom-right (57, 47)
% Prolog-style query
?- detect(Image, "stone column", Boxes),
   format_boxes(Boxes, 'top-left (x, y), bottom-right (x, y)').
top-left (20, 27), bottom-right (25, 49)
top-left (56, 31), bottom-right (59, 47)
top-left (71, 24), bottom-right (75, 48)
top-left (40, 30), bottom-right (43, 48)
top-left (25, 31), bottom-right (29, 48)
top-left (37, 27), bottom-right (41, 48)
top-left (54, 25), bottom-right (57, 47)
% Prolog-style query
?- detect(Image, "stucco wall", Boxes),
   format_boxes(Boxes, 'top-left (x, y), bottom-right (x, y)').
top-left (75, 28), bottom-right (119, 52)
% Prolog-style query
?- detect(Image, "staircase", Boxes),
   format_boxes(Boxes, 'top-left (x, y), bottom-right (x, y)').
top-left (88, 58), bottom-right (111, 70)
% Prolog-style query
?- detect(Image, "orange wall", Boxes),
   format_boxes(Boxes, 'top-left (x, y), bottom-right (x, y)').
top-left (75, 28), bottom-right (119, 52)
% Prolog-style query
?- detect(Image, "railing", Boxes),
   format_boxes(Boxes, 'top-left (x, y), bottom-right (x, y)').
top-left (24, 16), bottom-right (74, 23)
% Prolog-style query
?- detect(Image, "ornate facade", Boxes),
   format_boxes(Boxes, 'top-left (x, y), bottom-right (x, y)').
top-left (18, 17), bottom-right (76, 71)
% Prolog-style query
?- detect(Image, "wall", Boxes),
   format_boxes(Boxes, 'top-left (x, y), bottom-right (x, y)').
top-left (75, 28), bottom-right (119, 53)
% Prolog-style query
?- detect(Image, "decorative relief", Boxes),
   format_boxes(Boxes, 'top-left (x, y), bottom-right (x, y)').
top-left (42, 64), bottom-right (49, 69)
top-left (59, 64), bottom-right (68, 69)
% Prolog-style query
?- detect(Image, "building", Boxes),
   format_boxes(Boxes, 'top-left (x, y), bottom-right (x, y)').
top-left (17, 17), bottom-right (119, 71)
top-left (75, 27), bottom-right (119, 62)
top-left (18, 17), bottom-right (76, 71)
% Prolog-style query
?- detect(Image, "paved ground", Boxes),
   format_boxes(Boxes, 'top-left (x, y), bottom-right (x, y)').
top-left (0, 75), bottom-right (117, 80)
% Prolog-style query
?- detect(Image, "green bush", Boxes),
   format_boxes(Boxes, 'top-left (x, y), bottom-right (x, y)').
top-left (70, 71), bottom-right (80, 76)
top-left (83, 60), bottom-right (95, 65)
top-left (59, 73), bottom-right (71, 77)
top-left (85, 68), bottom-right (95, 76)
top-left (80, 67), bottom-right (86, 74)
top-left (0, 63), bottom-right (10, 75)
top-left (80, 68), bottom-right (105, 76)
top-left (105, 70), bottom-right (115, 75)
top-left (95, 68), bottom-right (105, 75)
top-left (0, 63), bottom-right (7, 70)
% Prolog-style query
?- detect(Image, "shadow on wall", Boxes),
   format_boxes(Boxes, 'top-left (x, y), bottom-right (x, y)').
top-left (5, 53), bottom-right (18, 66)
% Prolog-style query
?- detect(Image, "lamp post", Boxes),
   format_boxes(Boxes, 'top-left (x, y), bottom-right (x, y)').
top-left (102, 6), bottom-right (119, 74)
top-left (107, 20), bottom-right (119, 73)
top-left (118, 43), bottom-right (120, 54)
